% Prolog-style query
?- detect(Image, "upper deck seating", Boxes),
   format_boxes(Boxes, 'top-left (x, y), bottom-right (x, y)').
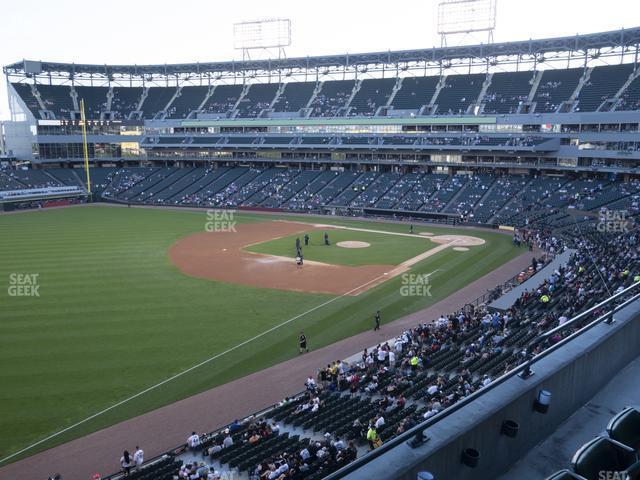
top-left (75, 86), bottom-right (109, 119)
top-left (309, 80), bottom-right (355, 117)
top-left (167, 86), bottom-right (209, 119)
top-left (390, 76), bottom-right (439, 111)
top-left (140, 87), bottom-right (177, 119)
top-left (483, 71), bottom-right (534, 114)
top-left (435, 73), bottom-right (485, 115)
top-left (272, 81), bottom-right (317, 113)
top-left (348, 78), bottom-right (396, 116)
top-left (576, 64), bottom-right (634, 112)
top-left (236, 83), bottom-right (279, 118)
top-left (533, 68), bottom-right (583, 113)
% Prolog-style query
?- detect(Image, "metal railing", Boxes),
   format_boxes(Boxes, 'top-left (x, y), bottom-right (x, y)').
top-left (322, 280), bottom-right (640, 480)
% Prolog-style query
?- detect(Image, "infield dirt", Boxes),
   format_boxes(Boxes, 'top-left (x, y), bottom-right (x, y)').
top-left (169, 221), bottom-right (474, 295)
top-left (169, 221), bottom-right (399, 295)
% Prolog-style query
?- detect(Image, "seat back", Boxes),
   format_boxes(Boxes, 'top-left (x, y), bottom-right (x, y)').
top-left (544, 469), bottom-right (589, 480)
top-left (608, 407), bottom-right (640, 452)
top-left (572, 436), bottom-right (637, 480)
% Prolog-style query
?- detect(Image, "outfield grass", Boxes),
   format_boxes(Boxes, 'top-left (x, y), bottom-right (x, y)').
top-left (246, 228), bottom-right (437, 266)
top-left (0, 206), bottom-right (523, 464)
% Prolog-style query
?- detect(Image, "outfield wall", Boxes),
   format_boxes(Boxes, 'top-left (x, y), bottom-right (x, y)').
top-left (342, 298), bottom-right (640, 480)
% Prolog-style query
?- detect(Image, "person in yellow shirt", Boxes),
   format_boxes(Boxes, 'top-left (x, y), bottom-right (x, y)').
top-left (367, 424), bottom-right (379, 450)
top-left (410, 355), bottom-right (419, 372)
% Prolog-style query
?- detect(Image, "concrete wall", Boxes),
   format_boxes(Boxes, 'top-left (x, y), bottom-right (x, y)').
top-left (344, 299), bottom-right (640, 480)
top-left (4, 82), bottom-right (37, 160)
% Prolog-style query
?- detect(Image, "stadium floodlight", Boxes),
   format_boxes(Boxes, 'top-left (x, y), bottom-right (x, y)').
top-left (233, 18), bottom-right (291, 60)
top-left (437, 0), bottom-right (497, 46)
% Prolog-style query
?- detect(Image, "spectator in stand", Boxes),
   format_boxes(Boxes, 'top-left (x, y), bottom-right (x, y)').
top-left (187, 431), bottom-right (201, 451)
top-left (133, 446), bottom-right (144, 469)
top-left (120, 450), bottom-right (132, 476)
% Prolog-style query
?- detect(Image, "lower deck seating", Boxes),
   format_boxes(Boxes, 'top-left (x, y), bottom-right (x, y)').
top-left (3, 168), bottom-right (637, 235)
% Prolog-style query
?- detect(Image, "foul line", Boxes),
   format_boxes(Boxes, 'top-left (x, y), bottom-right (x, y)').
top-left (0, 271), bottom-right (395, 466)
top-left (277, 219), bottom-right (434, 240)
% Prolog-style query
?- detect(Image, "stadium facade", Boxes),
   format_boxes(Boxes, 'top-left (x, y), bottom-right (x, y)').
top-left (2, 27), bottom-right (640, 175)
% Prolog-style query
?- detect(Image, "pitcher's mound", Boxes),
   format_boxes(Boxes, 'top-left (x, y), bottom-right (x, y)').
top-left (337, 241), bottom-right (371, 249)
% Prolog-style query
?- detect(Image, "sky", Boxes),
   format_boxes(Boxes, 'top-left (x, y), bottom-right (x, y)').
top-left (1, 0), bottom-right (639, 119)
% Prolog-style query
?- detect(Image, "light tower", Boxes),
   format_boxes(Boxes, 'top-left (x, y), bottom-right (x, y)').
top-left (233, 18), bottom-right (291, 61)
top-left (437, 0), bottom-right (497, 47)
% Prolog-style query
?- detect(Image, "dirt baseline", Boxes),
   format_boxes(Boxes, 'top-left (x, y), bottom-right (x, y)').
top-left (169, 222), bottom-right (400, 295)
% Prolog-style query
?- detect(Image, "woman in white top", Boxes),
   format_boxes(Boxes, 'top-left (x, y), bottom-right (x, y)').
top-left (120, 450), bottom-right (132, 476)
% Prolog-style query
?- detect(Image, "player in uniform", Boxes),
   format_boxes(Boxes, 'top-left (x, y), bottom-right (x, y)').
top-left (324, 232), bottom-right (330, 246)
top-left (296, 253), bottom-right (303, 268)
top-left (299, 331), bottom-right (308, 354)
top-left (304, 233), bottom-right (310, 246)
top-left (374, 309), bottom-right (381, 331)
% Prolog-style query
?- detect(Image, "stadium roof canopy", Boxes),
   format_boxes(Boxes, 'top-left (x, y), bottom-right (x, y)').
top-left (4, 27), bottom-right (640, 79)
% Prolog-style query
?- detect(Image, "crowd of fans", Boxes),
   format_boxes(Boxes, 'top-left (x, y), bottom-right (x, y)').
top-left (6, 167), bottom-right (638, 235)
top-left (105, 219), bottom-right (636, 480)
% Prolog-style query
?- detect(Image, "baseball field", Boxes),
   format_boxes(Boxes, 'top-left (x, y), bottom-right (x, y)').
top-left (0, 205), bottom-right (523, 465)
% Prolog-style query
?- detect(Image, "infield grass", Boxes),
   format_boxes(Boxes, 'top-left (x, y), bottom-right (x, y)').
top-left (246, 228), bottom-right (437, 266)
top-left (0, 205), bottom-right (523, 464)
